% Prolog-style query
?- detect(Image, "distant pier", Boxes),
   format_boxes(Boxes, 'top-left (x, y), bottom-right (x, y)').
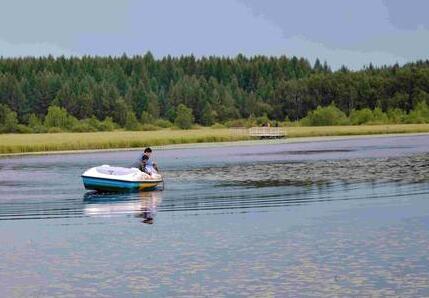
top-left (231, 127), bottom-right (287, 139)
top-left (249, 127), bottom-right (287, 139)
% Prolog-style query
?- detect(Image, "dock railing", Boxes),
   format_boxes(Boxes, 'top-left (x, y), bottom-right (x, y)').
top-left (249, 127), bottom-right (286, 138)
top-left (231, 127), bottom-right (287, 139)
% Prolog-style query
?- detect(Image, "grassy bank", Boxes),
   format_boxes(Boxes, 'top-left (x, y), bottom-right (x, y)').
top-left (0, 124), bottom-right (428, 155)
top-left (285, 124), bottom-right (429, 138)
top-left (0, 128), bottom-right (251, 154)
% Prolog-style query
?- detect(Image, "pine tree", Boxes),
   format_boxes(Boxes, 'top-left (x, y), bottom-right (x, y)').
top-left (146, 91), bottom-right (160, 119)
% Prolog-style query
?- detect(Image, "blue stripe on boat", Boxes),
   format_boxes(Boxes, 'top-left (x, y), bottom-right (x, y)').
top-left (83, 176), bottom-right (141, 192)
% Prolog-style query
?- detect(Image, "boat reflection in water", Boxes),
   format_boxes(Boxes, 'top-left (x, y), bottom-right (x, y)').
top-left (83, 191), bottom-right (163, 224)
top-left (135, 191), bottom-right (162, 224)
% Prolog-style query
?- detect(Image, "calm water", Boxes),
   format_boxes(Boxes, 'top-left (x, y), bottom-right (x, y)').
top-left (1, 135), bottom-right (429, 296)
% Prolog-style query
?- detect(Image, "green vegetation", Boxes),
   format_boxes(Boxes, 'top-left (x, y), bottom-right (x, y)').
top-left (300, 104), bottom-right (348, 126)
top-left (44, 106), bottom-right (76, 130)
top-left (292, 102), bottom-right (425, 126)
top-left (0, 125), bottom-right (428, 155)
top-left (285, 124), bottom-right (429, 138)
top-left (298, 102), bottom-right (429, 126)
top-left (0, 104), bottom-right (18, 133)
top-left (174, 104), bottom-right (194, 129)
top-left (0, 55), bottom-right (429, 134)
top-left (407, 101), bottom-right (429, 124)
top-left (0, 128), bottom-right (250, 154)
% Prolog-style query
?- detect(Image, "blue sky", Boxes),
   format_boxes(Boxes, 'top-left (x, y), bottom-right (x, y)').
top-left (0, 0), bottom-right (428, 69)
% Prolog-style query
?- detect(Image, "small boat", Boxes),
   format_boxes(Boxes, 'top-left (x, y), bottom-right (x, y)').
top-left (82, 165), bottom-right (163, 192)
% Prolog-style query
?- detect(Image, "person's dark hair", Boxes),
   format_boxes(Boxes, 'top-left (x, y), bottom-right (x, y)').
top-left (144, 147), bottom-right (152, 153)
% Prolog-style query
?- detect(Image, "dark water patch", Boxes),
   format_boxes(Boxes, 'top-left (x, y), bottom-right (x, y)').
top-left (281, 149), bottom-right (354, 155)
top-left (0, 181), bottom-right (30, 187)
top-left (169, 153), bottom-right (429, 187)
top-left (224, 180), bottom-right (331, 188)
top-left (242, 148), bottom-right (355, 156)
top-left (218, 179), bottom-right (317, 187)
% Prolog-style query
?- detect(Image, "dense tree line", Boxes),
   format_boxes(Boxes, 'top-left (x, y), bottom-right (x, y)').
top-left (0, 53), bottom-right (429, 132)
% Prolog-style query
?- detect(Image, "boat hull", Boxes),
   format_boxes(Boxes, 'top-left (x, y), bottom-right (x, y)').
top-left (82, 176), bottom-right (161, 192)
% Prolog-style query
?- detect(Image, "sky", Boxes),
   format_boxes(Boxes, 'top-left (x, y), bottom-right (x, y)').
top-left (0, 0), bottom-right (428, 70)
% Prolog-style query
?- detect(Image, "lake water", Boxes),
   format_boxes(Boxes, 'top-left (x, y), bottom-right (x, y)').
top-left (1, 135), bottom-right (428, 296)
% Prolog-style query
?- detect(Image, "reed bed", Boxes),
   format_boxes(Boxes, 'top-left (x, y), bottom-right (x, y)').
top-left (0, 124), bottom-right (428, 155)
top-left (285, 124), bottom-right (429, 138)
top-left (0, 128), bottom-right (250, 154)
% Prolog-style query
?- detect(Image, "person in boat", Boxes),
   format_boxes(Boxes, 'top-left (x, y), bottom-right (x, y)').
top-left (139, 147), bottom-right (159, 175)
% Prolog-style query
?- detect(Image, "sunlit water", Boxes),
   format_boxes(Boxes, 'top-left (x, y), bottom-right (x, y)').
top-left (0, 135), bottom-right (428, 296)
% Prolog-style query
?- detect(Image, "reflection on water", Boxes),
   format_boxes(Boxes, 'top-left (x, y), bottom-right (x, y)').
top-left (0, 135), bottom-right (429, 296)
top-left (84, 191), bottom-right (163, 224)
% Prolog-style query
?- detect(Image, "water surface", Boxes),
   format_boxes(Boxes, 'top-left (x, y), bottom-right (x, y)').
top-left (0, 135), bottom-right (428, 296)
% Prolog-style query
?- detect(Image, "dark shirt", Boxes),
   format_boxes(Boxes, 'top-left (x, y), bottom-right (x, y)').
top-left (134, 153), bottom-right (158, 174)
top-left (139, 154), bottom-right (149, 172)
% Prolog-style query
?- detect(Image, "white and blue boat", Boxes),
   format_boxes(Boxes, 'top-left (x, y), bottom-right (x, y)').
top-left (82, 165), bottom-right (163, 192)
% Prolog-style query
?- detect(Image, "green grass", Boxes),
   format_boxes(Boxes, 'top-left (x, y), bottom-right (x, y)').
top-left (0, 124), bottom-right (428, 155)
top-left (285, 124), bottom-right (429, 138)
top-left (0, 128), bottom-right (250, 154)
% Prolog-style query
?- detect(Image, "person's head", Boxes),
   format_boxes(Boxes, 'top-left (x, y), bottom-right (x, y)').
top-left (143, 147), bottom-right (152, 157)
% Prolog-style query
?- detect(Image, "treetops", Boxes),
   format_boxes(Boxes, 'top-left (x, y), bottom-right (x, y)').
top-left (0, 53), bottom-right (428, 133)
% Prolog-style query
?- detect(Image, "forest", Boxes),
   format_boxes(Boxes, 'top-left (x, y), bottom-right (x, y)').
top-left (0, 53), bottom-right (429, 133)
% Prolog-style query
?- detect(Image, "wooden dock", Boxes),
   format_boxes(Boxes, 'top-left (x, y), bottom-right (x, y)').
top-left (248, 127), bottom-right (287, 139)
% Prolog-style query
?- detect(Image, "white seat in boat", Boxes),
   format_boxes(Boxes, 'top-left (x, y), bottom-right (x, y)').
top-left (95, 166), bottom-right (140, 176)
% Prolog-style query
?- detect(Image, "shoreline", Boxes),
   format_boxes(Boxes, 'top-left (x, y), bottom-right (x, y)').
top-left (1, 132), bottom-right (428, 158)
